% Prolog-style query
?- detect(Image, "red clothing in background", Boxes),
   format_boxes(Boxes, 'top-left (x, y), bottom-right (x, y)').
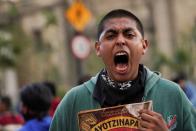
top-left (49, 97), bottom-right (61, 117)
top-left (0, 112), bottom-right (24, 125)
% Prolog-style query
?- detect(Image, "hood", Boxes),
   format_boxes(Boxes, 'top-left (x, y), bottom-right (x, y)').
top-left (84, 73), bottom-right (98, 94)
top-left (143, 67), bottom-right (161, 100)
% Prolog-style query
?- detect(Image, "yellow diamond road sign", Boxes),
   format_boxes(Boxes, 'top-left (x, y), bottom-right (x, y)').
top-left (65, 1), bottom-right (91, 32)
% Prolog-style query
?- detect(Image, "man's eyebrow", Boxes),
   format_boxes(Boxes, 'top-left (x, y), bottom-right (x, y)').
top-left (105, 28), bottom-right (135, 34)
top-left (123, 28), bottom-right (135, 32)
top-left (99, 28), bottom-right (135, 40)
top-left (104, 29), bottom-right (118, 34)
top-left (98, 29), bottom-right (117, 41)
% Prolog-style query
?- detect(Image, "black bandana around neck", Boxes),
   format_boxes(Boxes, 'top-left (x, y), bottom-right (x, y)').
top-left (93, 64), bottom-right (147, 108)
top-left (101, 69), bottom-right (132, 90)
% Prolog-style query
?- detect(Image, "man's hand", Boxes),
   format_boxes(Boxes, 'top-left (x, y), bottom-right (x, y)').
top-left (138, 109), bottom-right (169, 131)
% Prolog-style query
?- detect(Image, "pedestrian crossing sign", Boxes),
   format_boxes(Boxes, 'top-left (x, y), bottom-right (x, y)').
top-left (65, 1), bottom-right (91, 31)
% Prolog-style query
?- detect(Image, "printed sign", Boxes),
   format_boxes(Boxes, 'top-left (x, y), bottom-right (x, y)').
top-left (78, 101), bottom-right (153, 131)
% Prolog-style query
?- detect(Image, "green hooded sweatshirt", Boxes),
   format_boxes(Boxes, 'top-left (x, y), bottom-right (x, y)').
top-left (50, 68), bottom-right (196, 131)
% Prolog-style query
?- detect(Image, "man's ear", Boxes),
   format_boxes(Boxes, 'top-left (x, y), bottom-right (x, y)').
top-left (142, 39), bottom-right (149, 55)
top-left (95, 41), bottom-right (101, 56)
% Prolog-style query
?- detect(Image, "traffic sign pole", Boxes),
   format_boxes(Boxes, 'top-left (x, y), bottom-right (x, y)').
top-left (71, 32), bottom-right (91, 81)
top-left (65, 1), bottom-right (92, 84)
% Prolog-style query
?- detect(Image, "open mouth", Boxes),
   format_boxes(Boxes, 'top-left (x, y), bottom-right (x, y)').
top-left (114, 52), bottom-right (128, 72)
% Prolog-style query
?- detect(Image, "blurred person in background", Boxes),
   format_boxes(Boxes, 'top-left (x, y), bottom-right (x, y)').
top-left (19, 83), bottom-right (52, 131)
top-left (77, 74), bottom-right (92, 85)
top-left (172, 72), bottom-right (196, 108)
top-left (50, 9), bottom-right (196, 131)
top-left (0, 96), bottom-right (24, 131)
top-left (42, 81), bottom-right (61, 117)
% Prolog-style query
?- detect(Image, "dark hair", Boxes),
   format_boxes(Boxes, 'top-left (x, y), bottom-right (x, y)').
top-left (97, 9), bottom-right (144, 40)
top-left (42, 81), bottom-right (56, 96)
top-left (77, 74), bottom-right (91, 85)
top-left (20, 83), bottom-right (52, 113)
top-left (172, 72), bottom-right (187, 83)
top-left (0, 96), bottom-right (11, 110)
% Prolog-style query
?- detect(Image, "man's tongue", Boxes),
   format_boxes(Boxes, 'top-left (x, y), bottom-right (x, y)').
top-left (116, 63), bottom-right (128, 72)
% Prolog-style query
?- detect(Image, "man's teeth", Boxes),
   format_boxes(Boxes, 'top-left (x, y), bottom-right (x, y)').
top-left (116, 52), bottom-right (126, 56)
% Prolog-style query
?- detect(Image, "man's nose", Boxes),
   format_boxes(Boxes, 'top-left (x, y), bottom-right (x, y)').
top-left (116, 34), bottom-right (126, 46)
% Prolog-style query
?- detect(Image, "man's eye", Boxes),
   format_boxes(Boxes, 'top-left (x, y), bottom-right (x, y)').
top-left (105, 34), bottom-right (115, 40)
top-left (126, 33), bottom-right (135, 38)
